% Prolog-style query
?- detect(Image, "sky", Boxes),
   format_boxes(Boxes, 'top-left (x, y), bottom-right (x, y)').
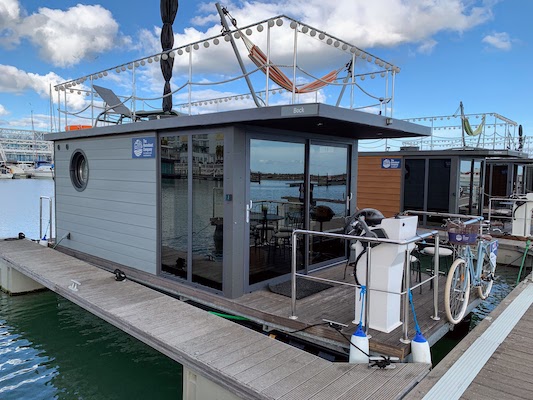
top-left (0, 0), bottom-right (531, 151)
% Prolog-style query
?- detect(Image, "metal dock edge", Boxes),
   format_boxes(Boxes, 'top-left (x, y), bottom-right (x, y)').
top-left (405, 273), bottom-right (533, 399)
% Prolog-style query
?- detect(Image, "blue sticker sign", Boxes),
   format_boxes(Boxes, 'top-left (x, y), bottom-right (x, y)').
top-left (132, 137), bottom-right (155, 158)
top-left (381, 158), bottom-right (401, 169)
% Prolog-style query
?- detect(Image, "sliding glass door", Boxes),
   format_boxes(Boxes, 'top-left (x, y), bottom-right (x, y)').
top-left (160, 133), bottom-right (224, 291)
top-left (248, 139), bottom-right (305, 285)
top-left (247, 138), bottom-right (351, 287)
top-left (308, 143), bottom-right (349, 270)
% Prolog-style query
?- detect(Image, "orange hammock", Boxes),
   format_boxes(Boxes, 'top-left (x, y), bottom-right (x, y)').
top-left (222, 7), bottom-right (343, 94)
top-left (248, 44), bottom-right (341, 93)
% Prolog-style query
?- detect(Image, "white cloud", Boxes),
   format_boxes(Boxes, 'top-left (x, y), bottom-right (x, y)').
top-left (0, 64), bottom-right (88, 110)
top-left (0, 64), bottom-right (62, 96)
top-left (482, 32), bottom-right (512, 51)
top-left (69, 0), bottom-right (494, 119)
top-left (4, 112), bottom-right (50, 130)
top-left (416, 39), bottom-right (438, 54)
top-left (0, 0), bottom-right (21, 48)
top-left (132, 0), bottom-right (495, 83)
top-left (0, 104), bottom-right (8, 116)
top-left (1, 1), bottom-right (130, 67)
top-left (188, 0), bottom-right (494, 49)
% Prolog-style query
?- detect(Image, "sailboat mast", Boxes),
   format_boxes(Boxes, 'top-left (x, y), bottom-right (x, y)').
top-left (31, 110), bottom-right (37, 164)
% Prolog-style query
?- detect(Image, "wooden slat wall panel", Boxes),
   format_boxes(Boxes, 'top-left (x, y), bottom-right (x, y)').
top-left (357, 155), bottom-right (402, 217)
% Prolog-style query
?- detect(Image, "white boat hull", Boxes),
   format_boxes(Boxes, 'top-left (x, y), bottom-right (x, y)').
top-left (31, 166), bottom-right (54, 179)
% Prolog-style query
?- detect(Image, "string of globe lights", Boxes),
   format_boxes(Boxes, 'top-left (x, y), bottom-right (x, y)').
top-left (399, 136), bottom-right (520, 150)
top-left (53, 14), bottom-right (400, 93)
top-left (403, 112), bottom-right (517, 126)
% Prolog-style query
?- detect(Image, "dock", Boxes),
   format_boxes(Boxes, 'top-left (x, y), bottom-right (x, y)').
top-left (58, 239), bottom-right (476, 361)
top-left (0, 239), bottom-right (430, 400)
top-left (405, 273), bottom-right (533, 399)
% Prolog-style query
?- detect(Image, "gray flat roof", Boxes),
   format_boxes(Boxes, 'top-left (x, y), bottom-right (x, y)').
top-left (46, 103), bottom-right (430, 141)
top-left (360, 147), bottom-right (530, 159)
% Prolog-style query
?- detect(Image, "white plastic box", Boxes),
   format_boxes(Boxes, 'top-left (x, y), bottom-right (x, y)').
top-left (354, 216), bottom-right (418, 333)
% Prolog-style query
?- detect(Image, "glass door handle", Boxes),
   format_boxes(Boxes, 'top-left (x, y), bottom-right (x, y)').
top-left (346, 192), bottom-right (353, 208)
top-left (246, 200), bottom-right (252, 223)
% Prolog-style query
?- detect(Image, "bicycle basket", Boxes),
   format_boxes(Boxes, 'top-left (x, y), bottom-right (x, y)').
top-left (447, 223), bottom-right (478, 245)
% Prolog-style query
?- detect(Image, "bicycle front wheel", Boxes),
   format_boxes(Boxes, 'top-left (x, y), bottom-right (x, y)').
top-left (477, 248), bottom-right (496, 300)
top-left (444, 258), bottom-right (470, 324)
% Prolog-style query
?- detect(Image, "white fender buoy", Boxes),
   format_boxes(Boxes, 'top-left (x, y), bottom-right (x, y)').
top-left (349, 327), bottom-right (369, 364)
top-left (411, 332), bottom-right (431, 365)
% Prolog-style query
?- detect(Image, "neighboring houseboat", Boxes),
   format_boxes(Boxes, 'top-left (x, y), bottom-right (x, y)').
top-left (358, 147), bottom-right (532, 222)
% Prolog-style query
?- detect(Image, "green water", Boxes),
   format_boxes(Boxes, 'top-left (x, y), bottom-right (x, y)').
top-left (0, 290), bottom-right (182, 400)
top-left (431, 264), bottom-right (522, 365)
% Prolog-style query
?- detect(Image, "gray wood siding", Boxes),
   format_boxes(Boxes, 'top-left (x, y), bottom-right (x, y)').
top-left (54, 134), bottom-right (157, 274)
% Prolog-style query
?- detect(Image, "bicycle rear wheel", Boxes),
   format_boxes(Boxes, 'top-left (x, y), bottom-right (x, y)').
top-left (477, 248), bottom-right (496, 300)
top-left (444, 258), bottom-right (470, 324)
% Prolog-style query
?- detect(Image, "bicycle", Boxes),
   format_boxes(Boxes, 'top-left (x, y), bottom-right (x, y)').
top-left (443, 218), bottom-right (499, 324)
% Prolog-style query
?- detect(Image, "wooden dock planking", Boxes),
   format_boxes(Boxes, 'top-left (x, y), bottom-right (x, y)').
top-left (210, 337), bottom-right (286, 371)
top-left (336, 364), bottom-right (428, 400)
top-left (306, 366), bottom-right (376, 400)
top-left (277, 363), bottom-right (359, 400)
top-left (405, 275), bottom-right (533, 400)
top-left (55, 239), bottom-right (465, 360)
top-left (259, 359), bottom-right (336, 399)
top-left (234, 349), bottom-right (314, 384)
top-left (460, 303), bottom-right (533, 399)
top-left (1, 239), bottom-right (433, 399)
top-left (177, 324), bottom-right (245, 355)
top-left (225, 346), bottom-right (299, 379)
top-left (245, 352), bottom-right (320, 391)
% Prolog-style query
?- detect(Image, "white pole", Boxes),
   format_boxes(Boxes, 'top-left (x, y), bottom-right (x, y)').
top-left (132, 63), bottom-right (136, 119)
top-left (266, 22), bottom-right (271, 106)
top-left (188, 46), bottom-right (192, 115)
top-left (292, 22), bottom-right (298, 104)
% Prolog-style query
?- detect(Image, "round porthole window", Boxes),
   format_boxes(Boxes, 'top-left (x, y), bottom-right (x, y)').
top-left (70, 150), bottom-right (89, 191)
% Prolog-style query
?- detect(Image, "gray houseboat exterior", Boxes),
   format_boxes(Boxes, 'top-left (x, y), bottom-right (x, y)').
top-left (46, 103), bottom-right (429, 299)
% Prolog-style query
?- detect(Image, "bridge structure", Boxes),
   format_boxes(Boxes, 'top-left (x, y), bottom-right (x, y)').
top-left (0, 128), bottom-right (53, 164)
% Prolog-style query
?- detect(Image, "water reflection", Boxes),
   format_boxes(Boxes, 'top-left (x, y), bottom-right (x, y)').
top-left (0, 290), bottom-right (182, 400)
top-left (431, 265), bottom-right (519, 366)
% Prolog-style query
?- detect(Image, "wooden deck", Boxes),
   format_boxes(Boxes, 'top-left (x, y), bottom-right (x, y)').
top-left (405, 274), bottom-right (533, 399)
top-left (228, 261), bottom-right (479, 359)
top-left (0, 239), bottom-right (431, 400)
top-left (43, 238), bottom-right (479, 361)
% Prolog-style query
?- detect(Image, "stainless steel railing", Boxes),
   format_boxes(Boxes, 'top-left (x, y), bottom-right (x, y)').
top-left (39, 196), bottom-right (53, 242)
top-left (289, 228), bottom-right (439, 343)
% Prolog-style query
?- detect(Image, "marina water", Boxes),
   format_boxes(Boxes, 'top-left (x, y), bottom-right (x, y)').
top-left (0, 179), bottom-right (182, 399)
top-left (0, 179), bottom-right (521, 397)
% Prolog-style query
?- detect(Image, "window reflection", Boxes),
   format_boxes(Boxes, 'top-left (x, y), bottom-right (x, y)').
top-left (459, 159), bottom-right (482, 215)
top-left (249, 139), bottom-right (305, 285)
top-left (192, 133), bottom-right (224, 290)
top-left (308, 144), bottom-right (349, 267)
top-left (161, 136), bottom-right (188, 279)
top-left (160, 134), bottom-right (224, 291)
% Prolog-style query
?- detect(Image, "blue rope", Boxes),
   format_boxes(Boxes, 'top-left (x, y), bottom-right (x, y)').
top-left (408, 288), bottom-right (422, 335)
top-left (358, 285), bottom-right (366, 330)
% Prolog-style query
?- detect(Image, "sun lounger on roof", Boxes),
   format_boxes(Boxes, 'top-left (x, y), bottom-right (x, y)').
top-left (93, 85), bottom-right (179, 126)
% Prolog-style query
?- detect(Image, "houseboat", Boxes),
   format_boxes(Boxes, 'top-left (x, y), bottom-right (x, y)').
top-left (42, 7), bottom-right (495, 361)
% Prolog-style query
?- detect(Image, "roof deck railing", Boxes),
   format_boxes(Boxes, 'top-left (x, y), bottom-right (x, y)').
top-left (52, 13), bottom-right (400, 131)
